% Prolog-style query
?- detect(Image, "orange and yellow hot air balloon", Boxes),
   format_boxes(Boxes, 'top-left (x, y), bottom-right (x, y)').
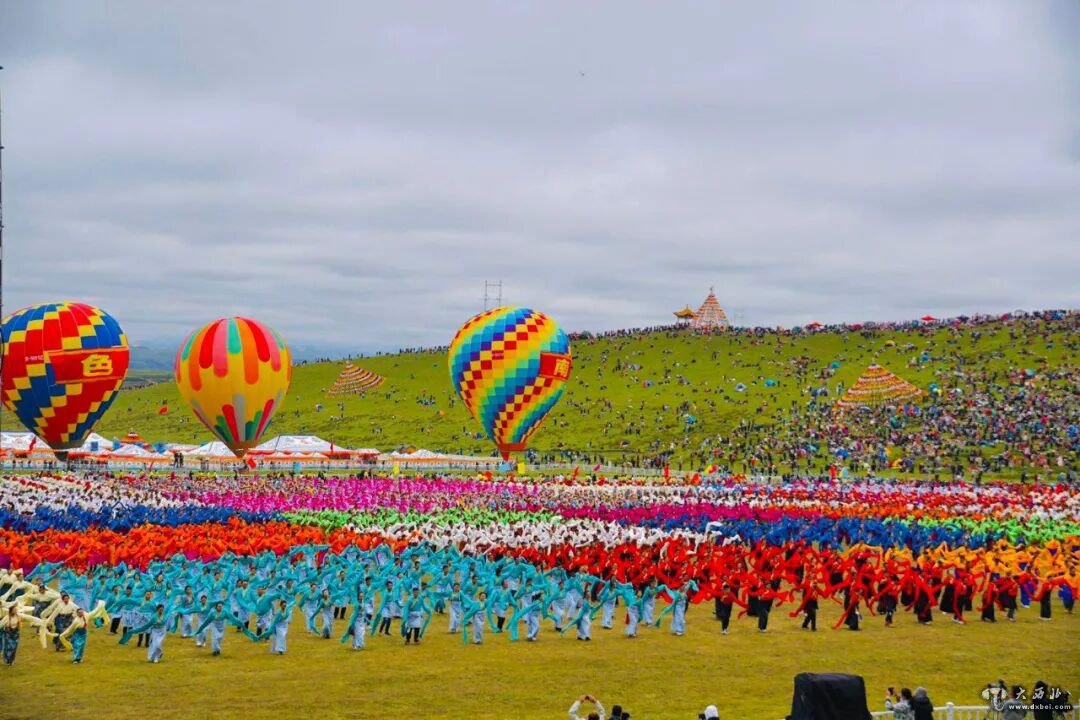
top-left (448, 306), bottom-right (572, 459)
top-left (174, 317), bottom-right (291, 456)
top-left (1, 301), bottom-right (130, 456)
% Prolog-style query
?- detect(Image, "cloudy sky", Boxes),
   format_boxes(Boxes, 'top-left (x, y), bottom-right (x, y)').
top-left (3, 1), bottom-right (1079, 351)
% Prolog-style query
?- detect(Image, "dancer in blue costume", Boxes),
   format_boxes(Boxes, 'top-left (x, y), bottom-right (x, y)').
top-left (641, 579), bottom-right (659, 625)
top-left (401, 587), bottom-right (435, 645)
top-left (230, 578), bottom-right (250, 631)
top-left (622, 586), bottom-right (644, 638)
top-left (192, 593), bottom-right (210, 647)
top-left (600, 581), bottom-right (619, 629)
top-left (315, 588), bottom-right (336, 639)
top-left (462, 591), bottom-right (487, 645)
top-left (176, 586), bottom-right (197, 638)
top-left (243, 585), bottom-right (282, 637)
top-left (195, 601), bottom-right (253, 655)
top-left (487, 579), bottom-right (512, 633)
top-left (655, 581), bottom-right (697, 636)
top-left (374, 581), bottom-right (400, 636)
top-left (57, 608), bottom-right (90, 663)
top-left (132, 591), bottom-right (156, 648)
top-left (562, 594), bottom-right (603, 641)
top-left (506, 586), bottom-right (546, 642)
top-left (299, 581), bottom-right (321, 634)
top-left (121, 604), bottom-right (175, 663)
top-left (447, 583), bottom-right (465, 633)
top-left (340, 591), bottom-right (368, 650)
top-left (259, 598), bottom-right (295, 655)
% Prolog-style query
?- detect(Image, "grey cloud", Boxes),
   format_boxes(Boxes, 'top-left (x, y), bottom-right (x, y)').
top-left (1, 1), bottom-right (1078, 349)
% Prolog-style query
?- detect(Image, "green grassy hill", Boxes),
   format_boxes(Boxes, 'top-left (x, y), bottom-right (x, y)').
top-left (98, 319), bottom-right (1077, 475)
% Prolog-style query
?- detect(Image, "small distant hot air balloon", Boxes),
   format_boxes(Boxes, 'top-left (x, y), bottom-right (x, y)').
top-left (1, 301), bottom-right (130, 458)
top-left (448, 306), bottom-right (571, 460)
top-left (174, 317), bottom-right (291, 456)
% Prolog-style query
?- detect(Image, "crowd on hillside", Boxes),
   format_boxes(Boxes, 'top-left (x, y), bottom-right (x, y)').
top-left (526, 312), bottom-right (1079, 481)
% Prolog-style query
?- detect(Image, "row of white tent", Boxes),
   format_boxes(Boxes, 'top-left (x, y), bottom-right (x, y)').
top-left (0, 432), bottom-right (496, 466)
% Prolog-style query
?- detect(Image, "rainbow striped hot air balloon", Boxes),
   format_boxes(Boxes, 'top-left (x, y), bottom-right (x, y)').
top-left (448, 306), bottom-right (572, 460)
top-left (1, 302), bottom-right (130, 455)
top-left (175, 317), bottom-right (291, 456)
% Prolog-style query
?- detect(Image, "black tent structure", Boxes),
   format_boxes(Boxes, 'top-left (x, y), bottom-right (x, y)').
top-left (786, 672), bottom-right (872, 720)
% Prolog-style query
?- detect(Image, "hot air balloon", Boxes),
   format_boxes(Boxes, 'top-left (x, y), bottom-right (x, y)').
top-left (448, 306), bottom-right (571, 460)
top-left (1, 301), bottom-right (130, 458)
top-left (174, 317), bottom-right (291, 456)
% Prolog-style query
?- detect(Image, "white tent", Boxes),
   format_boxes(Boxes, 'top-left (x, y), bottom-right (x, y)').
top-left (165, 443), bottom-right (199, 454)
top-left (353, 448), bottom-right (380, 457)
top-left (0, 432), bottom-right (49, 452)
top-left (187, 441), bottom-right (239, 458)
top-left (108, 444), bottom-right (169, 461)
top-left (254, 435), bottom-right (336, 454)
top-left (72, 433), bottom-right (114, 454)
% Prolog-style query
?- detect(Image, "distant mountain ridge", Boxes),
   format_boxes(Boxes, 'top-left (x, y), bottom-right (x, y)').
top-left (127, 342), bottom-right (362, 371)
top-left (129, 346), bottom-right (176, 371)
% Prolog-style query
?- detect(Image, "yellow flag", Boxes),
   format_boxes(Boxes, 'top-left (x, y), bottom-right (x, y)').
top-left (392, 462), bottom-right (400, 476)
top-left (517, 462), bottom-right (526, 474)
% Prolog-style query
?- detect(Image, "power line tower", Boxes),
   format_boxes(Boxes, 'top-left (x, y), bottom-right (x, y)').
top-left (483, 281), bottom-right (503, 311)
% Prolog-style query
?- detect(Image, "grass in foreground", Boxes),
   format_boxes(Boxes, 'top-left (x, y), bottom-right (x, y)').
top-left (4, 602), bottom-right (1077, 720)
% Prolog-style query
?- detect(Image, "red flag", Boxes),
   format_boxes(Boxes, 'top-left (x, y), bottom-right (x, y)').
top-left (663, 465), bottom-right (671, 480)
top-left (158, 405), bottom-right (169, 415)
top-left (571, 466), bottom-right (580, 481)
top-left (28, 437), bottom-right (38, 452)
top-left (245, 457), bottom-right (257, 470)
top-left (592, 463), bottom-right (602, 472)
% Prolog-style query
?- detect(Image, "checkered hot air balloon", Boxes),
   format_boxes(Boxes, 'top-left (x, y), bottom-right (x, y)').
top-left (1, 302), bottom-right (130, 456)
top-left (448, 306), bottom-right (572, 460)
top-left (174, 317), bottom-right (292, 456)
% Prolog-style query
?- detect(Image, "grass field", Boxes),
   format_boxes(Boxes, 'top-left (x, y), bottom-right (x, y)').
top-left (98, 321), bottom-right (1075, 473)
top-left (5, 601), bottom-right (1078, 720)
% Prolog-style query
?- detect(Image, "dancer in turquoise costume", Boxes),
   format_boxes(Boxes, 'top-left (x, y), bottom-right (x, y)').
top-left (131, 591), bottom-right (156, 649)
top-left (315, 588), bottom-right (336, 639)
top-left (373, 581), bottom-right (400, 636)
top-left (447, 583), bottom-right (465, 633)
top-left (600, 581), bottom-right (619, 629)
top-left (641, 579), bottom-right (659, 625)
top-left (401, 587), bottom-right (435, 645)
top-left (487, 579), bottom-right (512, 633)
top-left (562, 593), bottom-right (602, 641)
top-left (341, 591), bottom-right (368, 650)
top-left (462, 591), bottom-right (487, 645)
top-left (177, 587), bottom-right (197, 638)
top-left (192, 593), bottom-right (210, 647)
top-left (655, 581), bottom-right (697, 636)
top-left (59, 608), bottom-right (89, 664)
top-left (195, 601), bottom-right (253, 655)
top-left (246, 586), bottom-right (280, 636)
top-left (623, 586), bottom-right (644, 638)
top-left (121, 604), bottom-right (175, 663)
top-left (299, 581), bottom-right (321, 634)
top-left (260, 598), bottom-right (295, 655)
